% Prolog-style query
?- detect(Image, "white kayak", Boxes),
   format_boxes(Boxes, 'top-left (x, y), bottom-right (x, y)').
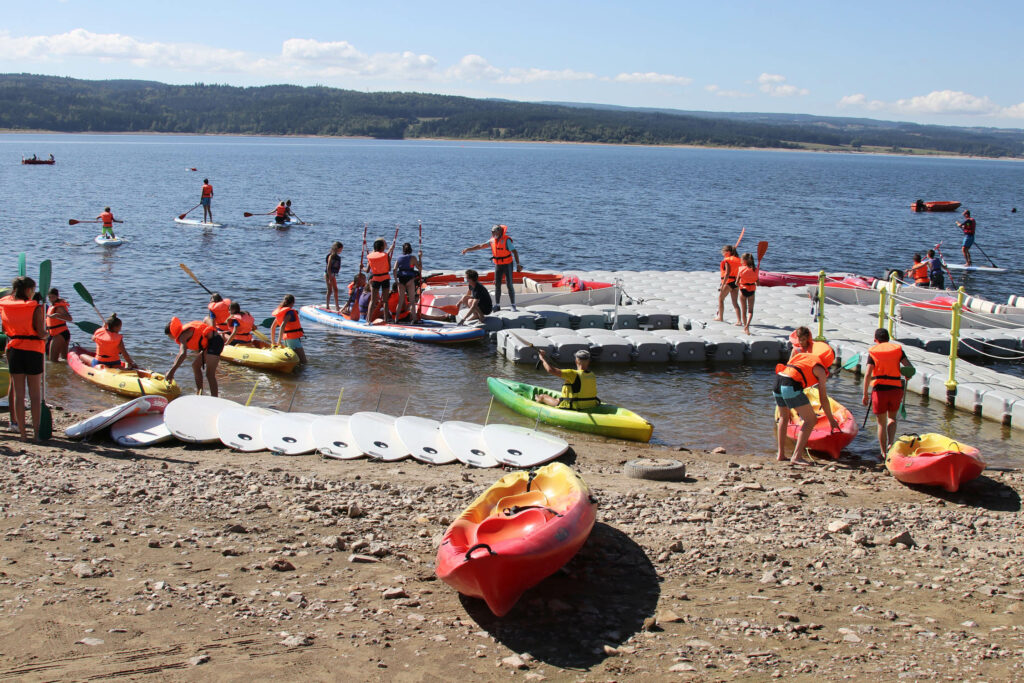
top-left (174, 218), bottom-right (223, 227)
top-left (260, 412), bottom-right (318, 455)
top-left (349, 412), bottom-right (408, 461)
top-left (164, 395), bottom-right (239, 443)
top-left (65, 395), bottom-right (168, 439)
top-left (394, 415), bottom-right (459, 465)
top-left (310, 415), bottom-right (363, 460)
top-left (481, 424), bottom-right (569, 468)
top-left (95, 234), bottom-right (123, 247)
top-left (944, 264), bottom-right (1007, 273)
top-left (110, 413), bottom-right (173, 447)
top-left (217, 406), bottom-right (276, 452)
top-left (439, 421), bottom-right (500, 468)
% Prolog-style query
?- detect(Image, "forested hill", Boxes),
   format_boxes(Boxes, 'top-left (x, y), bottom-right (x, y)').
top-left (3, 74), bottom-right (1022, 158)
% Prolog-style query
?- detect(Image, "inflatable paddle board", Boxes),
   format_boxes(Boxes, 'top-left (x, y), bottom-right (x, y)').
top-left (260, 412), bottom-right (318, 455)
top-left (439, 421), bottom-right (500, 468)
top-left (481, 424), bottom-right (569, 467)
top-left (95, 234), bottom-right (124, 247)
top-left (163, 395), bottom-right (239, 443)
top-left (299, 305), bottom-right (486, 344)
top-left (944, 264), bottom-right (1007, 273)
top-left (349, 412), bottom-right (409, 461)
top-left (110, 413), bottom-right (173, 447)
top-left (311, 415), bottom-right (363, 460)
top-left (65, 395), bottom-right (168, 439)
top-left (217, 406), bottom-right (275, 452)
top-left (174, 218), bottom-right (223, 227)
top-left (394, 415), bottom-right (459, 465)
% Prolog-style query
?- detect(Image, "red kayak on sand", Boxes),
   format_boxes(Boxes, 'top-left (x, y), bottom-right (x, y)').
top-left (911, 200), bottom-right (961, 213)
top-left (886, 433), bottom-right (985, 493)
top-left (776, 387), bottom-right (857, 459)
top-left (436, 462), bottom-right (596, 617)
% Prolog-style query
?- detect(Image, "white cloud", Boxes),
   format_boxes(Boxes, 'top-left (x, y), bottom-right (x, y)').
top-left (838, 89), bottom-right (1024, 119)
top-left (837, 93), bottom-right (885, 111)
top-left (758, 72), bottom-right (808, 97)
top-left (499, 67), bottom-right (596, 84)
top-left (446, 54), bottom-right (503, 81)
top-left (613, 71), bottom-right (692, 86)
top-left (281, 38), bottom-right (437, 79)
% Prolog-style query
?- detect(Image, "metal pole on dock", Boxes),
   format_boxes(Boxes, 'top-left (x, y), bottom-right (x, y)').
top-left (815, 270), bottom-right (826, 342)
top-left (886, 271), bottom-right (898, 337)
top-left (877, 281), bottom-right (888, 327)
top-left (945, 286), bottom-right (965, 404)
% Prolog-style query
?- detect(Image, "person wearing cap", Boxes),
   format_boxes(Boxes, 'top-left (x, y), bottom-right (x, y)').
top-left (956, 209), bottom-right (976, 266)
top-left (460, 224), bottom-right (522, 312)
top-left (534, 348), bottom-right (600, 410)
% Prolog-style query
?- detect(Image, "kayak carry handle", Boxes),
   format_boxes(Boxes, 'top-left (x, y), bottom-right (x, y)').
top-left (502, 505), bottom-right (562, 518)
top-left (464, 543), bottom-right (496, 561)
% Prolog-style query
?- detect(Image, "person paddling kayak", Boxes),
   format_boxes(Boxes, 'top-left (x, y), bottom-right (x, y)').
top-left (956, 209), bottom-right (976, 266)
top-left (461, 224), bottom-right (522, 312)
top-left (271, 201), bottom-right (289, 226)
top-left (200, 178), bottom-right (214, 224)
top-left (165, 316), bottom-right (223, 396)
top-left (97, 206), bottom-right (122, 239)
top-left (534, 348), bottom-right (599, 409)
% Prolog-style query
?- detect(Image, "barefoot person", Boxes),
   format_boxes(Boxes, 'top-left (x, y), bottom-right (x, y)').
top-left (200, 178), bottom-right (214, 224)
top-left (736, 252), bottom-right (758, 334)
top-left (453, 269), bottom-right (492, 325)
top-left (957, 209), bottom-right (976, 266)
top-left (862, 328), bottom-right (915, 457)
top-left (0, 276), bottom-right (45, 440)
top-left (165, 316), bottom-right (223, 396)
top-left (270, 294), bottom-right (307, 364)
top-left (45, 288), bottom-right (72, 361)
top-left (534, 348), bottom-right (600, 409)
top-left (774, 326), bottom-right (839, 465)
top-left (461, 224), bottom-right (522, 312)
top-left (97, 206), bottom-right (122, 239)
top-left (366, 237), bottom-right (397, 323)
top-left (325, 241), bottom-right (343, 311)
top-left (715, 244), bottom-right (742, 324)
top-left (393, 242), bottom-right (420, 323)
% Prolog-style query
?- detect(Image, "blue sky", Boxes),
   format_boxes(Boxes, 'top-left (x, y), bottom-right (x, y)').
top-left (2, 0), bottom-right (1022, 127)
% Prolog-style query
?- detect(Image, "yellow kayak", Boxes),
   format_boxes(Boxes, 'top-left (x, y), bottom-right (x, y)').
top-left (220, 341), bottom-right (299, 373)
top-left (68, 345), bottom-right (181, 399)
top-left (0, 364), bottom-right (8, 397)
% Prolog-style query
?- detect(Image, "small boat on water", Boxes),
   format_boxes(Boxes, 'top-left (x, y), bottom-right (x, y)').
top-left (21, 156), bottom-right (55, 165)
top-left (220, 340), bottom-right (299, 373)
top-left (775, 386), bottom-right (857, 459)
top-left (436, 462), bottom-right (597, 616)
top-left (886, 433), bottom-right (985, 492)
top-left (912, 200), bottom-right (961, 213)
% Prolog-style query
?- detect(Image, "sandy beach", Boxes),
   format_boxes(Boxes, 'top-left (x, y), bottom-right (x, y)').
top-left (0, 406), bottom-right (1020, 682)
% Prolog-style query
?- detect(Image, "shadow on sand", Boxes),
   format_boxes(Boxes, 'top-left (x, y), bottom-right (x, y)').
top-left (461, 521), bottom-right (658, 670)
top-left (904, 473), bottom-right (1021, 512)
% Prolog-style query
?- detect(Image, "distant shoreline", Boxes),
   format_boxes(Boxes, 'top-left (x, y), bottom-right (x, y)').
top-left (3, 128), bottom-right (1020, 162)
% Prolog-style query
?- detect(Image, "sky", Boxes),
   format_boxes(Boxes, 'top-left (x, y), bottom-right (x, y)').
top-left (2, 0), bottom-right (1023, 128)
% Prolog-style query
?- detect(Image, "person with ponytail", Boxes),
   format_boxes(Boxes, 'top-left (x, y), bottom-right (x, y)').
top-left (0, 276), bottom-right (46, 439)
top-left (84, 313), bottom-right (137, 369)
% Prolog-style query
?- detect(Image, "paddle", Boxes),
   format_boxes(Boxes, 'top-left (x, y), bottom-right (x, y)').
top-left (334, 387), bottom-right (345, 415)
top-left (73, 282), bottom-right (106, 323)
top-left (242, 212), bottom-right (269, 218)
top-left (68, 219), bottom-right (101, 226)
top-left (756, 240), bottom-right (768, 269)
top-left (74, 321), bottom-right (101, 334)
top-left (18, 253), bottom-right (25, 277)
top-left (953, 219), bottom-right (997, 268)
top-left (37, 259), bottom-right (52, 440)
top-left (178, 203), bottom-right (201, 220)
top-left (359, 223), bottom-right (368, 272)
top-left (735, 227), bottom-right (745, 248)
top-left (180, 263), bottom-right (274, 344)
top-left (508, 330), bottom-right (544, 369)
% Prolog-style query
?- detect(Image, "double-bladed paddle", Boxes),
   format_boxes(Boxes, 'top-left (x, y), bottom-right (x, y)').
top-left (179, 263), bottom-right (274, 344)
top-left (73, 281), bottom-right (107, 323)
top-left (37, 259), bottom-right (52, 440)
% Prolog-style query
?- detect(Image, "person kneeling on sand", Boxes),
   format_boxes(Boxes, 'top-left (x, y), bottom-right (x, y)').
top-left (534, 349), bottom-right (600, 410)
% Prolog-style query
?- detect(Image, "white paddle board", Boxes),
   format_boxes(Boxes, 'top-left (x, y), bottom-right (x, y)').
top-left (267, 220), bottom-right (297, 228)
top-left (482, 424), bottom-right (569, 468)
top-left (110, 413), bottom-right (173, 447)
top-left (163, 395), bottom-right (239, 443)
top-left (65, 396), bottom-right (168, 439)
top-left (260, 412), bottom-right (317, 455)
top-left (394, 416), bottom-right (458, 465)
top-left (944, 264), bottom-right (1007, 273)
top-left (174, 218), bottom-right (223, 227)
top-left (349, 412), bottom-right (408, 461)
top-left (310, 415), bottom-right (363, 460)
top-left (440, 421), bottom-right (500, 468)
top-left (95, 234), bottom-right (123, 247)
top-left (217, 406), bottom-right (275, 451)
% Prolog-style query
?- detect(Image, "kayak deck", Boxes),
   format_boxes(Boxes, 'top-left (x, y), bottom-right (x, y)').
top-left (67, 346), bottom-right (181, 398)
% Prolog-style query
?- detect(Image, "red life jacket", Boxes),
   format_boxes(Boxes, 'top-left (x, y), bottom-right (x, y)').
top-left (489, 234), bottom-right (513, 265)
top-left (170, 317), bottom-right (215, 351)
top-left (0, 297), bottom-right (44, 353)
top-left (201, 183), bottom-right (213, 198)
top-left (92, 328), bottom-right (123, 364)
top-left (207, 299), bottom-right (232, 332)
top-left (99, 211), bottom-right (114, 227)
top-left (720, 255), bottom-right (741, 283)
top-left (273, 306), bottom-right (304, 339)
top-left (908, 263), bottom-right (928, 285)
top-left (275, 204), bottom-right (287, 217)
top-left (737, 266), bottom-right (758, 292)
top-left (228, 312), bottom-right (254, 343)
top-left (367, 251), bottom-right (391, 282)
top-left (776, 352), bottom-right (824, 388)
top-left (46, 299), bottom-right (70, 336)
top-left (869, 342), bottom-right (904, 388)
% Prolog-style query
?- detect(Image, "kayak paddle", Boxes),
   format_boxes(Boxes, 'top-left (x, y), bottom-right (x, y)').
top-left (756, 240), bottom-right (768, 269)
top-left (72, 282), bottom-right (107, 323)
top-left (74, 321), bottom-right (102, 334)
top-left (735, 227), bottom-right (745, 248)
top-left (178, 203), bottom-right (201, 220)
top-left (18, 253), bottom-right (25, 277)
top-left (68, 219), bottom-right (101, 225)
top-left (180, 263), bottom-right (274, 344)
top-left (37, 259), bottom-right (53, 440)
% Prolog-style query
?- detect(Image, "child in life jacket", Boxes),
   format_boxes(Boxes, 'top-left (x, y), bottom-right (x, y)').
top-left (736, 252), bottom-right (758, 335)
top-left (271, 294), bottom-right (306, 364)
top-left (715, 244), bottom-right (742, 325)
top-left (342, 272), bottom-right (368, 320)
top-left (224, 302), bottom-right (255, 346)
top-left (88, 313), bottom-right (137, 368)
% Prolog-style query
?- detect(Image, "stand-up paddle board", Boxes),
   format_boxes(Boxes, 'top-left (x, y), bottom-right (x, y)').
top-left (311, 415), bottom-right (363, 460)
top-left (217, 406), bottom-right (276, 451)
top-left (439, 421), bottom-right (500, 468)
top-left (944, 264), bottom-right (1007, 273)
top-left (349, 412), bottom-right (408, 461)
top-left (481, 424), bottom-right (569, 467)
top-left (261, 412), bottom-right (318, 455)
top-left (164, 395), bottom-right (239, 443)
top-left (299, 305), bottom-right (486, 344)
top-left (174, 218), bottom-right (223, 228)
top-left (267, 220), bottom-right (298, 228)
top-left (65, 396), bottom-right (168, 439)
top-left (95, 234), bottom-right (124, 247)
top-left (394, 416), bottom-right (459, 465)
top-left (110, 413), bottom-right (173, 447)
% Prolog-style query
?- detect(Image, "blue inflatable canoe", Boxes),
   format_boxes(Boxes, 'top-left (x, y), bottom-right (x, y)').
top-left (298, 305), bottom-right (486, 343)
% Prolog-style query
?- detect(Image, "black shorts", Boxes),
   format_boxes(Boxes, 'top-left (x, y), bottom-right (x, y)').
top-left (275, 215), bottom-right (287, 224)
top-left (740, 289), bottom-right (755, 298)
top-left (398, 274), bottom-right (417, 285)
top-left (371, 279), bottom-right (390, 292)
top-left (7, 348), bottom-right (44, 375)
top-left (46, 330), bottom-right (71, 351)
top-left (204, 334), bottom-right (225, 357)
top-left (725, 280), bottom-right (738, 290)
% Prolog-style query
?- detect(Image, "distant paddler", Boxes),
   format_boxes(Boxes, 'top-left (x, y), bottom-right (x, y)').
top-left (97, 206), bottom-right (123, 240)
top-left (461, 224), bottom-right (522, 312)
top-left (862, 328), bottom-right (915, 457)
top-left (534, 348), bottom-right (599, 410)
top-left (956, 209), bottom-right (976, 266)
top-left (164, 316), bottom-right (224, 396)
top-left (774, 326), bottom-right (838, 466)
top-left (200, 178), bottom-right (214, 224)
top-left (45, 287), bottom-right (72, 362)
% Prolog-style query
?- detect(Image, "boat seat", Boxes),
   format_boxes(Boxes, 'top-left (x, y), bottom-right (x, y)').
top-left (474, 509), bottom-right (550, 545)
top-left (494, 490), bottom-right (548, 512)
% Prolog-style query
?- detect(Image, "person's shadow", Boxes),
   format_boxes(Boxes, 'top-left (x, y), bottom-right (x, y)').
top-left (460, 521), bottom-right (659, 669)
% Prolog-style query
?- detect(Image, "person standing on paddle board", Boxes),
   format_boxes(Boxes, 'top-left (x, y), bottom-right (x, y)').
top-left (927, 249), bottom-right (944, 289)
top-left (453, 269), bottom-right (492, 325)
top-left (270, 294), bottom-right (307, 364)
top-left (325, 242), bottom-right (343, 311)
top-left (96, 207), bottom-right (122, 239)
top-left (165, 316), bottom-right (223, 396)
top-left (393, 242), bottom-right (421, 324)
top-left (862, 328), bottom-right (915, 457)
top-left (45, 288), bottom-right (72, 362)
top-left (957, 210), bottom-right (976, 266)
top-left (0, 276), bottom-right (45, 440)
top-left (461, 224), bottom-right (522, 312)
top-left (534, 349), bottom-right (599, 409)
top-left (714, 244), bottom-right (742, 325)
top-left (366, 237), bottom-right (396, 324)
top-left (774, 326), bottom-right (839, 466)
top-left (200, 178), bottom-right (214, 224)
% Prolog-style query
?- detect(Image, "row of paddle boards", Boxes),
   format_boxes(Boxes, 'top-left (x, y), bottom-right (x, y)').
top-left (64, 395), bottom-right (570, 469)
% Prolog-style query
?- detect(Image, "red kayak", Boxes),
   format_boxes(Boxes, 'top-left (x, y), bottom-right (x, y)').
top-left (436, 462), bottom-right (596, 616)
top-left (911, 200), bottom-right (961, 213)
top-left (776, 387), bottom-right (857, 459)
top-left (759, 271), bottom-right (876, 288)
top-left (886, 433), bottom-right (985, 492)
top-left (423, 271), bottom-right (560, 286)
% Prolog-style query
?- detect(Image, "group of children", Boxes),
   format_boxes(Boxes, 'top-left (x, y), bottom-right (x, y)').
top-left (716, 244), bottom-right (759, 334)
top-left (330, 237), bottom-right (427, 325)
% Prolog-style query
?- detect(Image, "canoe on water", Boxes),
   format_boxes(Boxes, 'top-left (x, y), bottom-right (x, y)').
top-left (775, 386), bottom-right (857, 459)
top-left (486, 377), bottom-right (654, 442)
top-left (67, 345), bottom-right (181, 399)
top-left (220, 341), bottom-right (299, 373)
top-left (886, 433), bottom-right (985, 493)
top-left (436, 462), bottom-right (597, 616)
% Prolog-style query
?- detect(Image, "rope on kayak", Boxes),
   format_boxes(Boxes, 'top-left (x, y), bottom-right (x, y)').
top-left (502, 505), bottom-right (562, 517)
top-left (464, 543), bottom-right (496, 561)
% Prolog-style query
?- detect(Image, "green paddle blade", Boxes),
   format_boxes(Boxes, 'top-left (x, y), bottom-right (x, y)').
top-left (73, 281), bottom-right (95, 306)
top-left (18, 253), bottom-right (26, 277)
top-left (75, 321), bottom-right (101, 334)
top-left (38, 403), bottom-right (52, 441)
top-left (260, 317), bottom-right (275, 328)
top-left (841, 353), bottom-right (861, 371)
top-left (38, 260), bottom-right (52, 297)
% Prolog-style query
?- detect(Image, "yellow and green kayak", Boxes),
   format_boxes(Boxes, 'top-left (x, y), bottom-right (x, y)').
top-left (486, 377), bottom-right (653, 442)
top-left (220, 341), bottom-right (299, 373)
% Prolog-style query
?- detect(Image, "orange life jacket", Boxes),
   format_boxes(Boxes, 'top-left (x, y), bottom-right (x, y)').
top-left (201, 183), bottom-right (213, 198)
top-left (868, 342), bottom-right (904, 388)
top-left (788, 336), bottom-right (836, 368)
top-left (273, 305), bottom-right (304, 339)
top-left (489, 234), bottom-right (513, 265)
top-left (170, 317), bottom-right (214, 351)
top-left (207, 299), bottom-right (232, 332)
top-left (228, 312), bottom-right (254, 343)
top-left (737, 265), bottom-right (758, 292)
top-left (92, 328), bottom-right (123, 364)
top-left (367, 251), bottom-right (391, 282)
top-left (776, 352), bottom-right (825, 389)
top-left (46, 299), bottom-right (70, 336)
top-left (720, 255), bottom-right (741, 283)
top-left (274, 204), bottom-right (287, 217)
top-left (0, 297), bottom-right (44, 353)
top-left (908, 263), bottom-right (928, 285)
top-left (99, 211), bottom-right (114, 227)
top-left (386, 292), bottom-right (411, 321)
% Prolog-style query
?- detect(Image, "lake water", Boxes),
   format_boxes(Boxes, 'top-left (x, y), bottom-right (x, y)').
top-left (3, 134), bottom-right (1023, 465)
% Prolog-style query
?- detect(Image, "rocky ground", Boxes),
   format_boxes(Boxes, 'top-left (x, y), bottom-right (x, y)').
top-left (0, 408), bottom-right (1021, 681)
